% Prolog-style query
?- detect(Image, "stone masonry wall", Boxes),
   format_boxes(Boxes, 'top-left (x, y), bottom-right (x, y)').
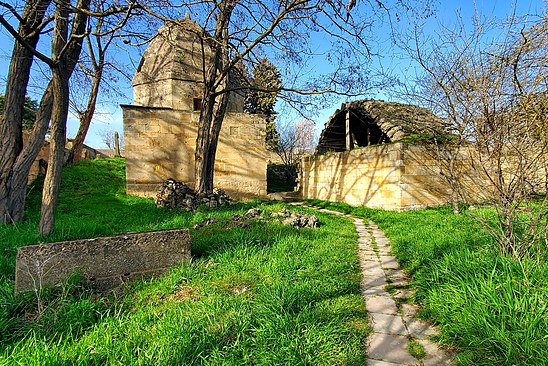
top-left (122, 105), bottom-right (267, 199)
top-left (300, 144), bottom-right (404, 210)
top-left (299, 143), bottom-right (490, 210)
top-left (15, 229), bottom-right (191, 293)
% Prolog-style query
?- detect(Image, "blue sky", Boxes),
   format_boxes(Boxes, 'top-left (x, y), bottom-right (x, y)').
top-left (0, 0), bottom-right (545, 148)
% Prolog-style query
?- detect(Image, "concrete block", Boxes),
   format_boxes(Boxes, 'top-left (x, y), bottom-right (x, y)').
top-left (15, 229), bottom-right (191, 293)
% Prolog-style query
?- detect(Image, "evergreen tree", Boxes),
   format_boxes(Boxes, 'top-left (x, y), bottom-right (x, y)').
top-left (245, 58), bottom-right (281, 150)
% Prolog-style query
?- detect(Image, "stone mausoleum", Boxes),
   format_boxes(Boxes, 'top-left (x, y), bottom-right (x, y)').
top-left (122, 19), bottom-right (267, 199)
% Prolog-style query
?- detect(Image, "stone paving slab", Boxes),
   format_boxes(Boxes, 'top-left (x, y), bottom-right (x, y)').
top-left (298, 205), bottom-right (454, 365)
top-left (400, 303), bottom-right (420, 317)
top-left (367, 333), bottom-right (417, 364)
top-left (366, 296), bottom-right (398, 315)
top-left (366, 359), bottom-right (402, 366)
top-left (363, 288), bottom-right (390, 296)
top-left (369, 313), bottom-right (408, 335)
top-left (417, 339), bottom-right (456, 365)
top-left (403, 317), bottom-right (440, 339)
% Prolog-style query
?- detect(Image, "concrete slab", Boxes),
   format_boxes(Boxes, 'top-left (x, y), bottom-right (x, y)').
top-left (403, 317), bottom-right (439, 339)
top-left (369, 313), bottom-right (408, 335)
top-left (367, 333), bottom-right (417, 364)
top-left (366, 296), bottom-right (399, 315)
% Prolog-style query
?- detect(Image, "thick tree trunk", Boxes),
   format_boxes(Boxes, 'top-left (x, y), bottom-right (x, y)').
top-left (6, 83), bottom-right (54, 222)
top-left (39, 70), bottom-right (69, 235)
top-left (195, 92), bottom-right (216, 194)
top-left (39, 0), bottom-right (90, 235)
top-left (194, 2), bottom-right (234, 194)
top-left (203, 92), bottom-right (230, 192)
top-left (0, 0), bottom-right (52, 223)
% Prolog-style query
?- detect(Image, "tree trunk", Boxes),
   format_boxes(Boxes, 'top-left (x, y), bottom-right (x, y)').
top-left (195, 92), bottom-right (216, 194)
top-left (39, 69), bottom-right (69, 235)
top-left (203, 91), bottom-right (230, 193)
top-left (0, 0), bottom-right (52, 223)
top-left (194, 2), bottom-right (234, 194)
top-left (39, 0), bottom-right (90, 235)
top-left (6, 82), bottom-right (54, 222)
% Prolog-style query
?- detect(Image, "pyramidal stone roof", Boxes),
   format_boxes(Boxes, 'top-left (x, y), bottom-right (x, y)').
top-left (133, 18), bottom-right (210, 87)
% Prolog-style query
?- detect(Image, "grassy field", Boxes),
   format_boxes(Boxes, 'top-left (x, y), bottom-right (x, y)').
top-left (0, 159), bottom-right (368, 365)
top-left (3, 159), bottom-right (547, 365)
top-left (307, 200), bottom-right (548, 365)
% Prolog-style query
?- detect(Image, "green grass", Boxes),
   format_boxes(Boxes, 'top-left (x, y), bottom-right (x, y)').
top-left (407, 340), bottom-right (426, 359)
top-left (0, 159), bottom-right (368, 365)
top-left (306, 199), bottom-right (548, 366)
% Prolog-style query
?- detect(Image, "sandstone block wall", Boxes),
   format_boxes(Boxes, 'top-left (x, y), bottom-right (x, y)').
top-left (122, 105), bottom-right (267, 199)
top-left (299, 143), bottom-right (490, 210)
top-left (15, 229), bottom-right (191, 293)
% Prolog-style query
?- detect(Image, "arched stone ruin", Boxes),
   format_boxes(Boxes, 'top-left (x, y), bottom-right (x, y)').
top-left (316, 100), bottom-right (448, 154)
top-left (299, 100), bottom-right (488, 210)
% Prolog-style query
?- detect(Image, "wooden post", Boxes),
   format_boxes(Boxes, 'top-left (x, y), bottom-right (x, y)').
top-left (114, 131), bottom-right (121, 157)
top-left (345, 110), bottom-right (351, 151)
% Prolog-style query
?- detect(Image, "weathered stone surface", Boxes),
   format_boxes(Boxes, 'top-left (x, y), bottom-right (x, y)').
top-left (367, 333), bottom-right (417, 364)
top-left (123, 20), bottom-right (268, 201)
top-left (369, 313), bottom-right (408, 335)
top-left (365, 360), bottom-right (401, 366)
top-left (417, 339), bottom-right (456, 366)
top-left (403, 317), bottom-right (440, 339)
top-left (15, 229), bottom-right (191, 293)
top-left (299, 142), bottom-right (493, 211)
top-left (155, 178), bottom-right (230, 211)
top-left (123, 107), bottom-right (268, 200)
top-left (366, 296), bottom-right (398, 315)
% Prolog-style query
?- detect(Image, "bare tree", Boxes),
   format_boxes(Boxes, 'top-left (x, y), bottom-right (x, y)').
top-left (401, 11), bottom-right (548, 260)
top-left (67, 0), bottom-right (141, 164)
top-left (275, 118), bottom-right (316, 182)
top-left (0, 0), bottom-right (135, 234)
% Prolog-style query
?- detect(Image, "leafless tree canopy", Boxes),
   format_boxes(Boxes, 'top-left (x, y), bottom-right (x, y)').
top-left (399, 11), bottom-right (548, 260)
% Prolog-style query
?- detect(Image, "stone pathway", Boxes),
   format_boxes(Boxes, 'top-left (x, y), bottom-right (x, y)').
top-left (298, 205), bottom-right (455, 365)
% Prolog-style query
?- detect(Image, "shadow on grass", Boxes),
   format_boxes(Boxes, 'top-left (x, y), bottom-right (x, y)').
top-left (0, 202), bottom-right (341, 352)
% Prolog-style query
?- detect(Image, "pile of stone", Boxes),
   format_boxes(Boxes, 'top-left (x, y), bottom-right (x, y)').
top-left (155, 179), bottom-right (230, 211)
top-left (271, 208), bottom-right (320, 228)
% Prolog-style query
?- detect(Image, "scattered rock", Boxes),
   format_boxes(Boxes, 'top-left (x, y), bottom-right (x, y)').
top-left (272, 208), bottom-right (319, 228)
top-left (155, 179), bottom-right (231, 211)
top-left (192, 217), bottom-right (219, 229)
top-left (191, 207), bottom-right (320, 230)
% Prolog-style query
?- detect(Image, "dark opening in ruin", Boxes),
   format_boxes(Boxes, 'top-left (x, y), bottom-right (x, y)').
top-left (316, 108), bottom-right (391, 154)
top-left (193, 98), bottom-right (202, 111)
